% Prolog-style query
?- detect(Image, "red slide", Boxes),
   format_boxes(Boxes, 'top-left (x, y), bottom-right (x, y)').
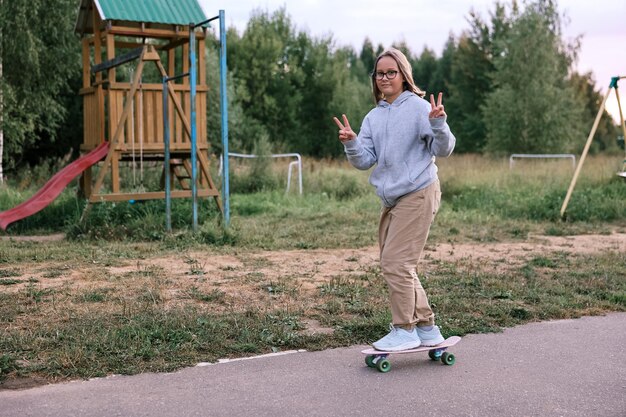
top-left (0, 142), bottom-right (109, 231)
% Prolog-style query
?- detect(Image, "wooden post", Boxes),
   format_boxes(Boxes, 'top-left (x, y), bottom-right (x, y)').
top-left (80, 37), bottom-right (93, 196)
top-left (614, 80), bottom-right (626, 172)
top-left (154, 59), bottom-right (193, 137)
top-left (198, 38), bottom-right (206, 86)
top-left (168, 48), bottom-right (175, 78)
top-left (182, 43), bottom-right (189, 84)
top-left (560, 78), bottom-right (620, 218)
top-left (92, 14), bottom-right (102, 85)
top-left (111, 154), bottom-right (120, 193)
top-left (92, 16), bottom-right (106, 144)
top-left (106, 33), bottom-right (115, 85)
top-left (82, 38), bottom-right (91, 89)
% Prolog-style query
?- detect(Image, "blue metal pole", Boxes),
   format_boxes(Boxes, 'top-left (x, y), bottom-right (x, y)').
top-left (189, 24), bottom-right (198, 232)
top-left (163, 77), bottom-right (172, 232)
top-left (219, 10), bottom-right (230, 227)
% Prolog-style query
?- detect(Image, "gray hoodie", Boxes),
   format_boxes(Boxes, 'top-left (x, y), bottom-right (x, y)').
top-left (343, 90), bottom-right (456, 207)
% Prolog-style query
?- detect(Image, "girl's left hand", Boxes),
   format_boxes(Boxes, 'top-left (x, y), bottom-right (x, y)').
top-left (333, 114), bottom-right (357, 142)
top-left (429, 92), bottom-right (446, 119)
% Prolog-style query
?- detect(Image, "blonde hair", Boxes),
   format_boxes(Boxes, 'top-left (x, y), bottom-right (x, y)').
top-left (371, 48), bottom-right (425, 103)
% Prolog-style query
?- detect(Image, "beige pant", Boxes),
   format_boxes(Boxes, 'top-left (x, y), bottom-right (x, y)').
top-left (378, 180), bottom-right (441, 328)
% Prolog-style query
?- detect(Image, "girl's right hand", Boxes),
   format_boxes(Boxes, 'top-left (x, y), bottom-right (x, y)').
top-left (333, 114), bottom-right (357, 142)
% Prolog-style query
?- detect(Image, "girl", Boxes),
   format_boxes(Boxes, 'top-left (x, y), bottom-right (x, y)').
top-left (333, 48), bottom-right (456, 351)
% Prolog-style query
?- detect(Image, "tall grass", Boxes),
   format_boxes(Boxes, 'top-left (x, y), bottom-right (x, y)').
top-left (0, 154), bottom-right (624, 245)
top-left (438, 154), bottom-right (625, 223)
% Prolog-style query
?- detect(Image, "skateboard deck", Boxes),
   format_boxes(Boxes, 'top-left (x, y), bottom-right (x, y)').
top-left (361, 336), bottom-right (461, 373)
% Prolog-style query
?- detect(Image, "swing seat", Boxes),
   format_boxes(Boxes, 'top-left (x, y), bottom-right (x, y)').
top-left (618, 171), bottom-right (626, 181)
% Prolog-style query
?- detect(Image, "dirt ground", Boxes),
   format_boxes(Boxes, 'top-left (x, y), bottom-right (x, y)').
top-left (3, 232), bottom-right (625, 307)
top-left (1, 232), bottom-right (624, 390)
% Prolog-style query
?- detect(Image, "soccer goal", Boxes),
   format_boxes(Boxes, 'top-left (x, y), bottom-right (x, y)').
top-left (509, 154), bottom-right (576, 170)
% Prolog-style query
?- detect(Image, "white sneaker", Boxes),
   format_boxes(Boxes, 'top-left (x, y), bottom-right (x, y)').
top-left (416, 325), bottom-right (445, 346)
top-left (373, 326), bottom-right (421, 351)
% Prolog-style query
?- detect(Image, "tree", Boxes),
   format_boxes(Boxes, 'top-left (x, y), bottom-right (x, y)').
top-left (0, 0), bottom-right (3, 184)
top-left (568, 71), bottom-right (619, 153)
top-left (204, 29), bottom-right (268, 155)
top-left (322, 45), bottom-right (372, 157)
top-left (482, 0), bottom-right (583, 154)
top-left (446, 3), bottom-right (513, 152)
top-left (359, 38), bottom-right (376, 76)
top-left (358, 38), bottom-right (384, 80)
top-left (227, 7), bottom-right (304, 152)
top-left (430, 35), bottom-right (455, 98)
top-left (0, 0), bottom-right (81, 175)
top-left (292, 33), bottom-right (340, 156)
top-left (412, 47), bottom-right (438, 93)
top-left (225, 7), bottom-right (372, 158)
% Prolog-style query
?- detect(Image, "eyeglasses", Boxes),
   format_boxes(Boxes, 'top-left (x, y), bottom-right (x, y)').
top-left (373, 70), bottom-right (399, 80)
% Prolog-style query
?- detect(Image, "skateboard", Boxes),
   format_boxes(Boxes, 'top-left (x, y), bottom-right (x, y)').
top-left (361, 336), bottom-right (461, 373)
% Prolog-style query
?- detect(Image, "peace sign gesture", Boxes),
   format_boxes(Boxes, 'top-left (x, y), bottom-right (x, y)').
top-left (333, 114), bottom-right (357, 142)
top-left (429, 92), bottom-right (446, 119)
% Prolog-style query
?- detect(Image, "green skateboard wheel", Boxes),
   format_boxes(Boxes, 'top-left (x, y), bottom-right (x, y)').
top-left (376, 358), bottom-right (391, 373)
top-left (441, 352), bottom-right (455, 365)
top-left (429, 350), bottom-right (442, 361)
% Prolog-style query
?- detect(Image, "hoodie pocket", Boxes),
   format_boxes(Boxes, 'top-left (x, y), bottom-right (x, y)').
top-left (405, 161), bottom-right (417, 184)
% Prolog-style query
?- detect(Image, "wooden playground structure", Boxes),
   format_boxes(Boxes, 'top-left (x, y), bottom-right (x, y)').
top-left (75, 0), bottom-right (222, 213)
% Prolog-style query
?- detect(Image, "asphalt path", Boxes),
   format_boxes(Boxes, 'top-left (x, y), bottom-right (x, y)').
top-left (2, 313), bottom-right (625, 417)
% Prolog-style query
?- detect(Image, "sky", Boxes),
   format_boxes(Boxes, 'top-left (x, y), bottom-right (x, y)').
top-left (199, 0), bottom-right (626, 123)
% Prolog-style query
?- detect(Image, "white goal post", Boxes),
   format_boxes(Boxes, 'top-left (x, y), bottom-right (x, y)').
top-left (509, 154), bottom-right (576, 170)
top-left (219, 152), bottom-right (303, 195)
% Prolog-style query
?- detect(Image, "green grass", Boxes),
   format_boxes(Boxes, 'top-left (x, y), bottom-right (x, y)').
top-left (0, 154), bottom-right (625, 385)
top-left (1, 250), bottom-right (623, 383)
top-left (1, 155), bottom-right (624, 247)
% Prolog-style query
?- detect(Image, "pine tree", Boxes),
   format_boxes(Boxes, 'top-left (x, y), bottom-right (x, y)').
top-left (446, 3), bottom-right (513, 152)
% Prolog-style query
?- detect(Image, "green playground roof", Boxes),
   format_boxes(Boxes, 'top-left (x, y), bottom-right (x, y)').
top-left (75, 0), bottom-right (209, 35)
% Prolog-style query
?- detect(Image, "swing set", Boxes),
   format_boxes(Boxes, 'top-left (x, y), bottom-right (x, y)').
top-left (560, 75), bottom-right (626, 218)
